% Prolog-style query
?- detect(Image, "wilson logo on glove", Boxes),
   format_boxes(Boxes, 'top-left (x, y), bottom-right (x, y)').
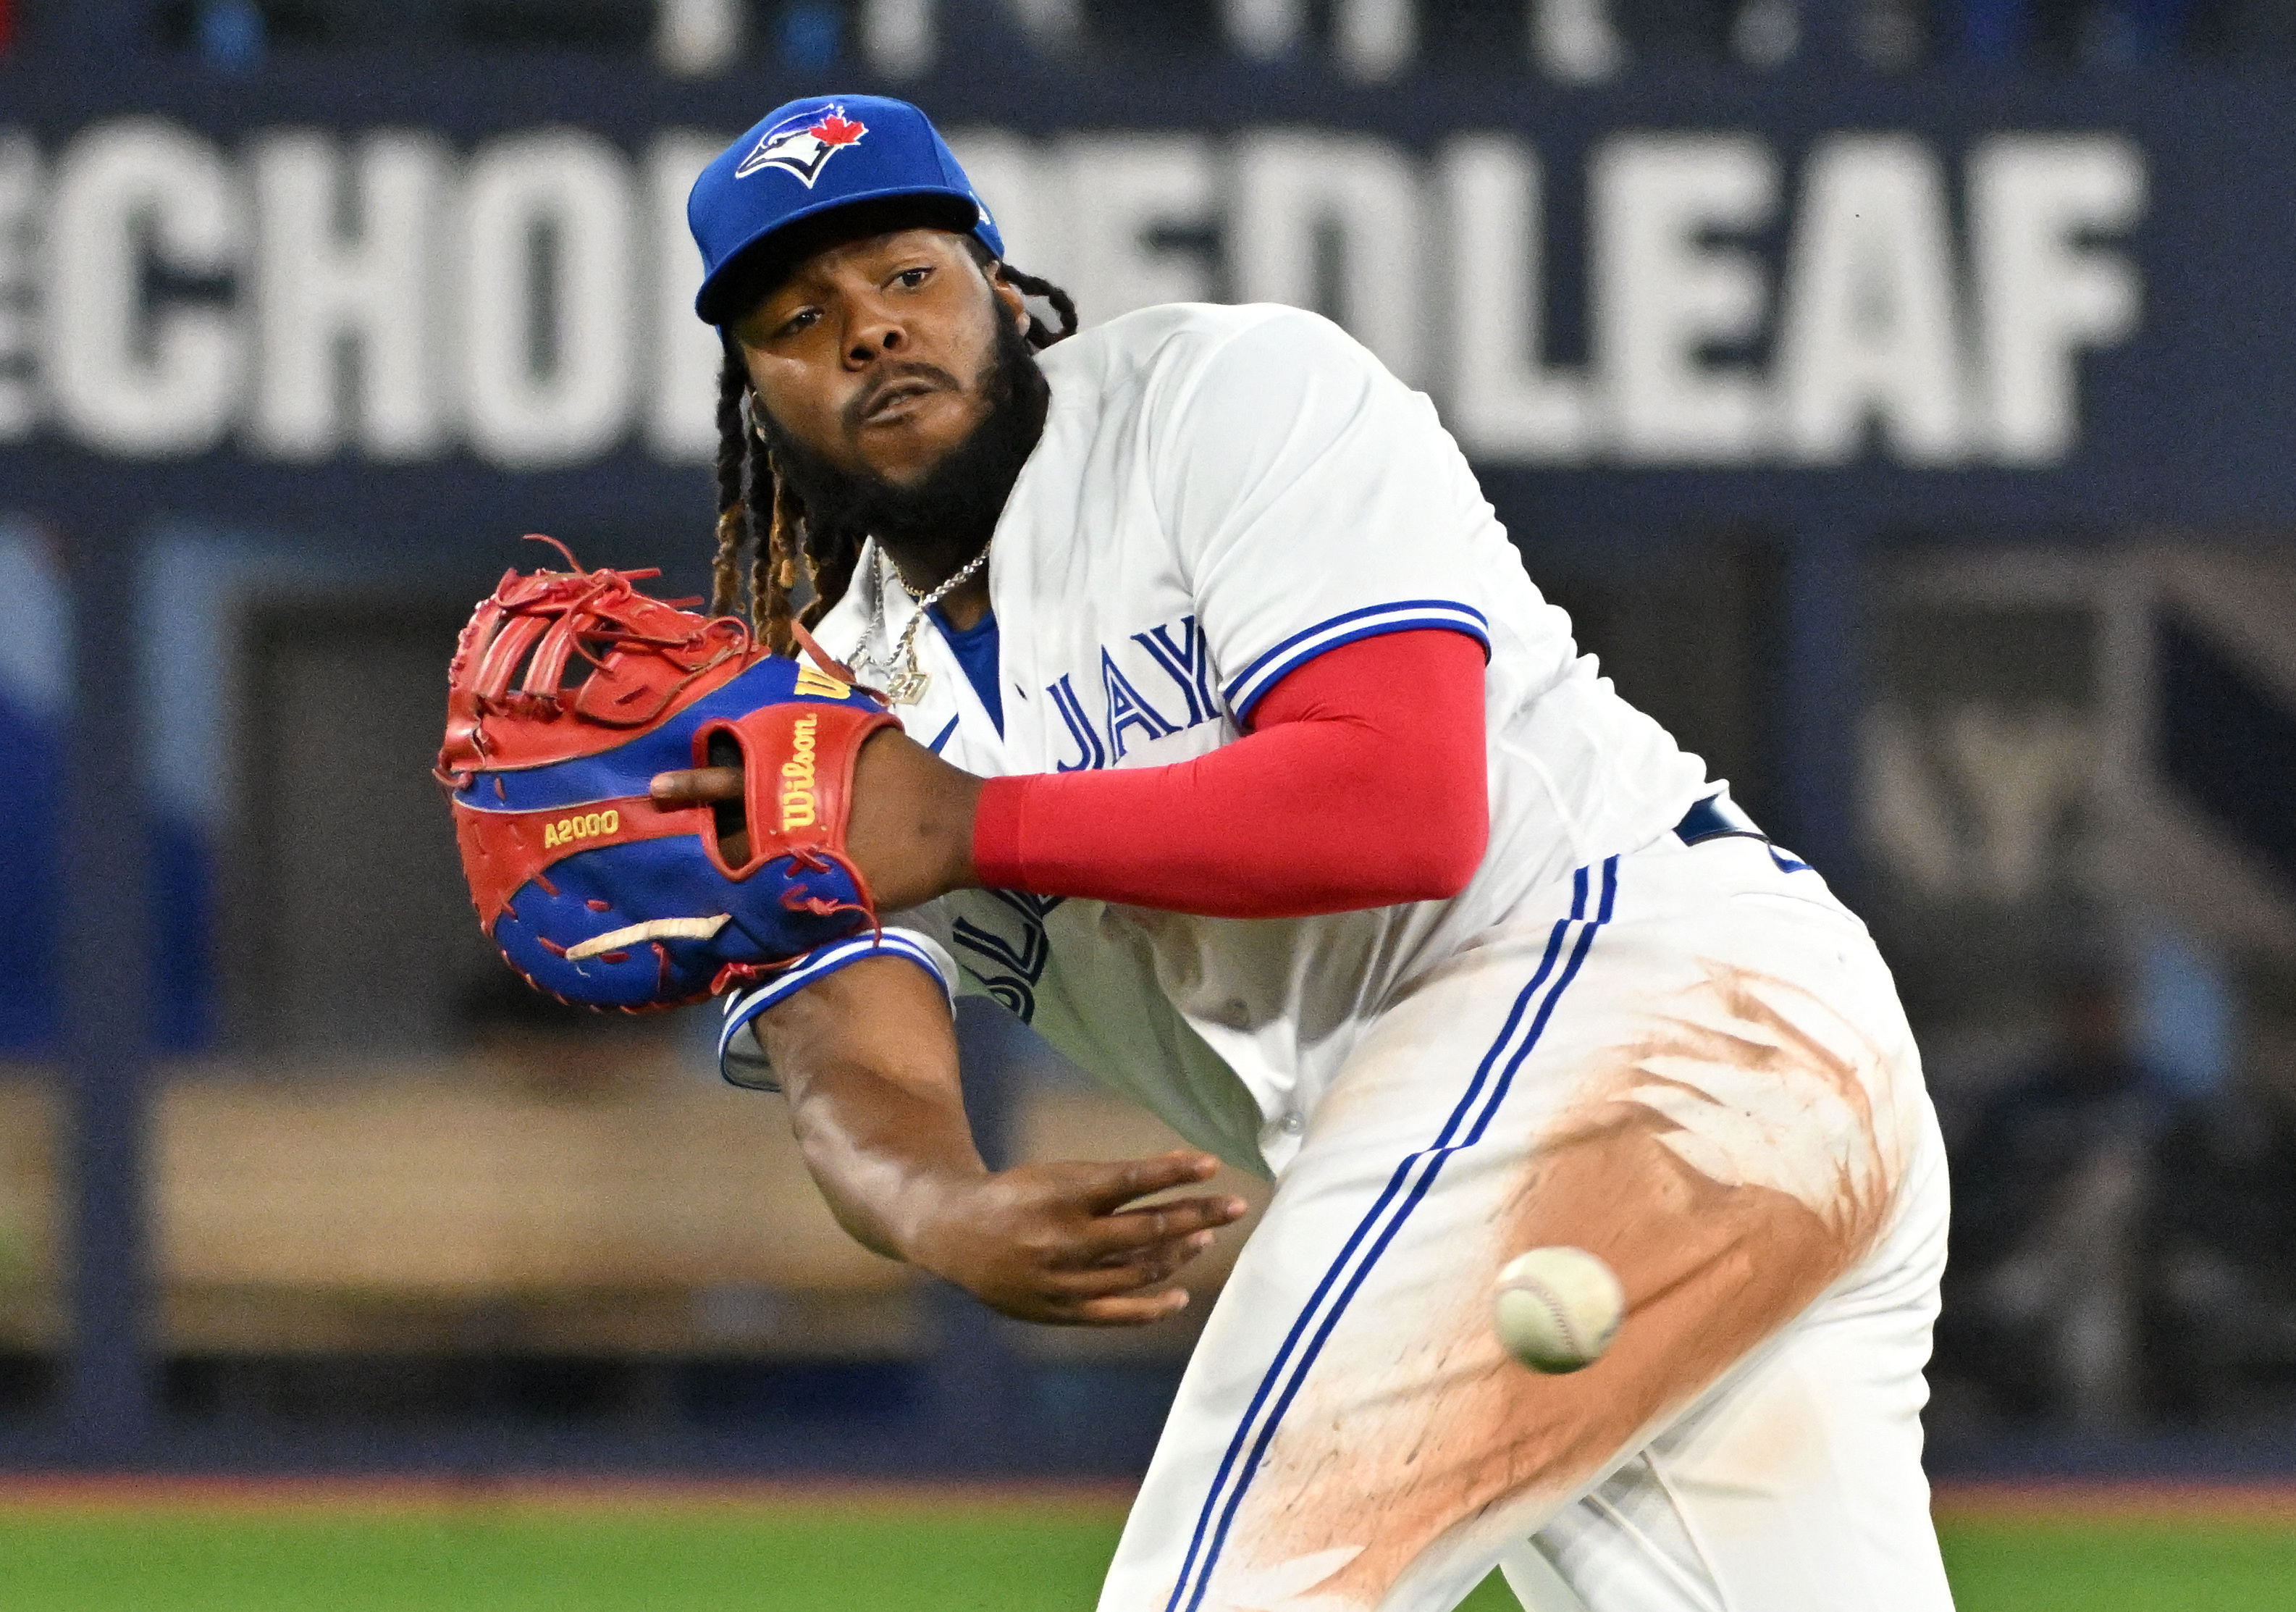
top-left (434, 537), bottom-right (899, 1012)
top-left (793, 664), bottom-right (850, 700)
top-left (780, 715), bottom-right (821, 830)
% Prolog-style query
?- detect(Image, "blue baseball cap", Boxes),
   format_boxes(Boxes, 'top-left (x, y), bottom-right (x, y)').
top-left (689, 96), bottom-right (1005, 326)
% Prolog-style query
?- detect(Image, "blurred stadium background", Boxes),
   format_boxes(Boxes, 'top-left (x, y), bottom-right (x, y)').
top-left (4, 0), bottom-right (2296, 1605)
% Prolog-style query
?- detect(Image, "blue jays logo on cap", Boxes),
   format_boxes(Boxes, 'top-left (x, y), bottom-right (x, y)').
top-left (736, 103), bottom-right (870, 188)
top-left (688, 95), bottom-right (1006, 325)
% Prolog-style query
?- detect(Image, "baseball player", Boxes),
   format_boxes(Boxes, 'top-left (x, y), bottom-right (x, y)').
top-left (661, 96), bottom-right (1955, 1612)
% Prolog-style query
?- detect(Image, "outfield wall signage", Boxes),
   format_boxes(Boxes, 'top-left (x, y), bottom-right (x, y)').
top-left (0, 119), bottom-right (2142, 474)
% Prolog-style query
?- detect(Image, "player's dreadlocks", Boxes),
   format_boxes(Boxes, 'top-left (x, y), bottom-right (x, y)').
top-left (711, 246), bottom-right (1078, 658)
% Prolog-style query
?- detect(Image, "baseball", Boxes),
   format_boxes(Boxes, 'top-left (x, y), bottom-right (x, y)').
top-left (1493, 1246), bottom-right (1626, 1374)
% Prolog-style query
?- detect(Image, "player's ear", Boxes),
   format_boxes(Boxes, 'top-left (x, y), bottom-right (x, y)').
top-left (988, 265), bottom-right (1030, 335)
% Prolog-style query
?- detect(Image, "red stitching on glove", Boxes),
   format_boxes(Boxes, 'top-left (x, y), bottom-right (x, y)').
top-left (442, 540), bottom-right (896, 1015)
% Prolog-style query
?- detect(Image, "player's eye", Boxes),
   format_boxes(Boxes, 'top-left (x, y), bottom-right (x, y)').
top-left (777, 307), bottom-right (821, 337)
top-left (892, 266), bottom-right (933, 290)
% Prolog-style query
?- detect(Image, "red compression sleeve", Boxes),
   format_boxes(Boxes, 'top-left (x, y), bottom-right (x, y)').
top-left (971, 629), bottom-right (1488, 918)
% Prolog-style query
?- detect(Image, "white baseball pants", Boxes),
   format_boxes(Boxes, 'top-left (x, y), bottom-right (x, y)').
top-left (1099, 834), bottom-right (1955, 1612)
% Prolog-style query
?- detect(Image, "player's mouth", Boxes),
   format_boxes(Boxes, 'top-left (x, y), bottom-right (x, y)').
top-left (852, 367), bottom-right (959, 429)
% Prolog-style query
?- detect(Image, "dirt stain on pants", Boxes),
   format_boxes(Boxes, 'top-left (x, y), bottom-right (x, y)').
top-left (1203, 961), bottom-right (1921, 1612)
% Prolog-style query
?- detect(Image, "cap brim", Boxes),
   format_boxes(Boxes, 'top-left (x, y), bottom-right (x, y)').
top-left (696, 187), bottom-right (985, 324)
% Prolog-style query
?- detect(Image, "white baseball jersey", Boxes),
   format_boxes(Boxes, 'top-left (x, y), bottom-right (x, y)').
top-left (721, 302), bottom-right (1712, 1176)
top-left (716, 300), bottom-right (1952, 1612)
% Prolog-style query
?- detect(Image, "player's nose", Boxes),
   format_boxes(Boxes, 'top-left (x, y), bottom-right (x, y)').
top-left (843, 305), bottom-right (907, 366)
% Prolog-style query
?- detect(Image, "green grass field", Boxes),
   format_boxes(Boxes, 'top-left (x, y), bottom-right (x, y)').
top-left (0, 1491), bottom-right (2292, 1610)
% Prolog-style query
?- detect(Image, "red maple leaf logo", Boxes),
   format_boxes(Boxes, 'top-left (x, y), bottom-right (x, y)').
top-left (811, 114), bottom-right (867, 148)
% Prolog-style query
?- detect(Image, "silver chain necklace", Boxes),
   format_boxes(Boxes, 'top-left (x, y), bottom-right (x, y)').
top-left (869, 539), bottom-right (992, 705)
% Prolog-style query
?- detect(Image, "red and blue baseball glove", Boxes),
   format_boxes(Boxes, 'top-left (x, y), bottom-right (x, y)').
top-left (434, 540), bottom-right (899, 1012)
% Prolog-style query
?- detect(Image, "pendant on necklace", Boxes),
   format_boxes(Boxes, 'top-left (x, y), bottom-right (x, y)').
top-left (885, 666), bottom-right (930, 705)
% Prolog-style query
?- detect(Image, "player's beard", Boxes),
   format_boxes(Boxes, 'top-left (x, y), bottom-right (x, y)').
top-left (757, 311), bottom-right (1048, 588)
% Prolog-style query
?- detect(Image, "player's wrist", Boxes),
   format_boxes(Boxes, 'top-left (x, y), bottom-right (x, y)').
top-left (847, 731), bottom-right (988, 908)
top-left (883, 1161), bottom-right (991, 1277)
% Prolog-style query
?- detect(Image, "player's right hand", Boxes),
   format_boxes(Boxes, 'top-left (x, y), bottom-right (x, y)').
top-left (905, 1149), bottom-right (1250, 1327)
top-left (650, 726), bottom-right (985, 914)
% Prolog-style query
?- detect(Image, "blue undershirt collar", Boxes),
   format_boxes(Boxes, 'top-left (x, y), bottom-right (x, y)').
top-left (928, 605), bottom-right (1003, 736)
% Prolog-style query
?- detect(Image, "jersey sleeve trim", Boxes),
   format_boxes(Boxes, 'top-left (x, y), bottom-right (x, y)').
top-left (1223, 600), bottom-right (1491, 724)
top-left (716, 928), bottom-right (958, 1092)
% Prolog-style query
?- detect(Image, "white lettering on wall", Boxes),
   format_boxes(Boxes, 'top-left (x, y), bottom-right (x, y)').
top-left (1439, 134), bottom-right (1591, 463)
top-left (250, 130), bottom-right (450, 461)
top-left (1232, 131), bottom-right (1426, 385)
top-left (1534, 0), bottom-right (1628, 83)
top-left (1970, 134), bottom-right (2146, 466)
top-left (0, 121), bottom-right (2147, 471)
top-left (644, 131), bottom-right (728, 465)
top-left (1224, 0), bottom-right (1308, 57)
top-left (1059, 135), bottom-right (1216, 323)
top-left (1774, 133), bottom-right (1967, 465)
top-left (458, 130), bottom-right (637, 471)
top-left (1336, 0), bottom-right (1418, 80)
top-left (946, 129), bottom-right (1064, 290)
top-left (46, 118), bottom-right (245, 457)
top-left (1008, 0), bottom-right (1082, 50)
top-left (1594, 133), bottom-right (1778, 463)
top-left (653, 0), bottom-right (742, 77)
top-left (859, 0), bottom-right (937, 78)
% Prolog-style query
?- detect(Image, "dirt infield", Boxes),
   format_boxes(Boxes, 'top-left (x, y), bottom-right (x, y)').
top-left (1932, 1480), bottom-right (2296, 1524)
top-left (1, 1473), bottom-right (2292, 1527)
top-left (0, 1474), bottom-right (1138, 1518)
